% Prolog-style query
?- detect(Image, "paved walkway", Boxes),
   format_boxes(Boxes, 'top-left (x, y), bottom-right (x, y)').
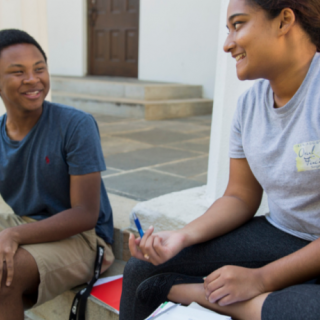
top-left (94, 114), bottom-right (212, 201)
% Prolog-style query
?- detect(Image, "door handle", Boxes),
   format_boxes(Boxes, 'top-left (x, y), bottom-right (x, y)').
top-left (88, 7), bottom-right (98, 27)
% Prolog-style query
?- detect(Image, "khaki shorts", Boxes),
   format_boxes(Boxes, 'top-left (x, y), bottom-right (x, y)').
top-left (0, 213), bottom-right (114, 307)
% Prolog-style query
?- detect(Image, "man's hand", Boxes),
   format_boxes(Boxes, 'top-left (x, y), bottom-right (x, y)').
top-left (0, 228), bottom-right (19, 287)
top-left (129, 227), bottom-right (187, 266)
top-left (204, 266), bottom-right (266, 306)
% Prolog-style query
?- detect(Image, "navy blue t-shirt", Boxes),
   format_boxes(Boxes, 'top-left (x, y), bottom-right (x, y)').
top-left (0, 101), bottom-right (113, 244)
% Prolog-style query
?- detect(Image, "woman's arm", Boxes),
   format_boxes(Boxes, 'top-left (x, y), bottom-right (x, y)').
top-left (260, 239), bottom-right (320, 291)
top-left (179, 158), bottom-right (263, 247)
top-left (204, 230), bottom-right (320, 307)
top-left (129, 158), bottom-right (263, 265)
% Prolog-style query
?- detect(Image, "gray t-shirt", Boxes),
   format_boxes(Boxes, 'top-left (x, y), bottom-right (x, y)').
top-left (230, 52), bottom-right (320, 241)
top-left (0, 101), bottom-right (113, 244)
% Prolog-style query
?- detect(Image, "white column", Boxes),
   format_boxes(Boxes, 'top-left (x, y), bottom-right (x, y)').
top-left (0, 0), bottom-right (49, 54)
top-left (0, 0), bottom-right (50, 117)
top-left (46, 0), bottom-right (87, 76)
top-left (206, 0), bottom-right (253, 202)
top-left (131, 0), bottom-right (268, 232)
top-left (206, 0), bottom-right (268, 215)
top-left (139, 0), bottom-right (220, 99)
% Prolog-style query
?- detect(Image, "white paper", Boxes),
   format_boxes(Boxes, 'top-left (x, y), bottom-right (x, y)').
top-left (156, 305), bottom-right (231, 320)
top-left (188, 302), bottom-right (216, 314)
top-left (93, 274), bottom-right (123, 287)
top-left (144, 302), bottom-right (178, 319)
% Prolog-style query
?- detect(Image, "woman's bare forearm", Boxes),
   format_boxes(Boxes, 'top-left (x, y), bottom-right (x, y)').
top-left (168, 283), bottom-right (269, 320)
top-left (260, 237), bottom-right (320, 292)
top-left (177, 159), bottom-right (263, 249)
top-left (178, 195), bottom-right (257, 248)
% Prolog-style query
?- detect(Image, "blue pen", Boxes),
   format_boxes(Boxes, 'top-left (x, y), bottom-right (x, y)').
top-left (133, 212), bottom-right (144, 238)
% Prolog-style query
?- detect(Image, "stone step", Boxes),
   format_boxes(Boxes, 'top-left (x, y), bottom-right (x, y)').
top-left (25, 259), bottom-right (126, 320)
top-left (24, 226), bottom-right (134, 320)
top-left (52, 91), bottom-right (213, 121)
top-left (24, 221), bottom-right (134, 320)
top-left (51, 76), bottom-right (203, 101)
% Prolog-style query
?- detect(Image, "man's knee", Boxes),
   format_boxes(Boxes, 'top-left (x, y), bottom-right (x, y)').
top-left (0, 248), bottom-right (39, 299)
top-left (0, 262), bottom-right (22, 300)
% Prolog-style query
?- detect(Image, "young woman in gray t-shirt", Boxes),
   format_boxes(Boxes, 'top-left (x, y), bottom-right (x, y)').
top-left (121, 1), bottom-right (320, 319)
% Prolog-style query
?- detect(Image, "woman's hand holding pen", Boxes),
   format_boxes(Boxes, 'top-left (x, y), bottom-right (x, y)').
top-left (129, 227), bottom-right (187, 265)
top-left (204, 265), bottom-right (266, 306)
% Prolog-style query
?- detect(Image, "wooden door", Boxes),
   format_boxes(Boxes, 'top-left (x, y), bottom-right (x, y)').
top-left (88, 0), bottom-right (139, 77)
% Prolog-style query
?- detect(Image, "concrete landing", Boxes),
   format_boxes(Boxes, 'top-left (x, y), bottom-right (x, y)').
top-left (51, 76), bottom-right (213, 120)
top-left (98, 114), bottom-right (211, 201)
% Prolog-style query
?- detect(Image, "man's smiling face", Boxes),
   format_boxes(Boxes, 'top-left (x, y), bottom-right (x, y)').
top-left (0, 43), bottom-right (50, 114)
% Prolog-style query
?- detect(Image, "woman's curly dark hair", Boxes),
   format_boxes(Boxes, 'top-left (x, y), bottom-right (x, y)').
top-left (246, 0), bottom-right (320, 52)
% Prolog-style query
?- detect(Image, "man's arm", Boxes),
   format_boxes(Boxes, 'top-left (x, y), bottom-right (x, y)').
top-left (0, 172), bottom-right (101, 286)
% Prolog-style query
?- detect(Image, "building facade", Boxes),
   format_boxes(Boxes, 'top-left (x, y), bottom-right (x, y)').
top-left (46, 0), bottom-right (220, 99)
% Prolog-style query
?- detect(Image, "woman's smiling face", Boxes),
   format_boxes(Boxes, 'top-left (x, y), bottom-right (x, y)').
top-left (224, 0), bottom-right (282, 81)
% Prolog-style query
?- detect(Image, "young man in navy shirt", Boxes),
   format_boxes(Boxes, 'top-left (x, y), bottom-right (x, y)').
top-left (0, 29), bottom-right (114, 319)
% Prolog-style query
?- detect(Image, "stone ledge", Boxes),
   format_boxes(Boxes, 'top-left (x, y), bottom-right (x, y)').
top-left (130, 186), bottom-right (211, 233)
top-left (26, 290), bottom-right (119, 320)
top-left (25, 260), bottom-right (126, 320)
top-left (130, 185), bottom-right (269, 233)
top-left (112, 228), bottom-right (133, 262)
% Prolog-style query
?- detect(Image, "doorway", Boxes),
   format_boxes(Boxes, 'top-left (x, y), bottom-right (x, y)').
top-left (88, 0), bottom-right (139, 77)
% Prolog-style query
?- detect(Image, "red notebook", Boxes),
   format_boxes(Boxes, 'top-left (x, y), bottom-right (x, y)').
top-left (91, 275), bottom-right (123, 313)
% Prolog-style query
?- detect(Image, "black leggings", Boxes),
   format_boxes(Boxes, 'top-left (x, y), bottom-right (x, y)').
top-left (120, 217), bottom-right (320, 320)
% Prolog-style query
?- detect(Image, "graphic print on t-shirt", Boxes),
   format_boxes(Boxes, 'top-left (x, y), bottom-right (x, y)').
top-left (294, 140), bottom-right (320, 172)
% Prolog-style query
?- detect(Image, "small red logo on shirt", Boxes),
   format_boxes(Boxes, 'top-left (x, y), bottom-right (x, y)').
top-left (45, 156), bottom-right (50, 164)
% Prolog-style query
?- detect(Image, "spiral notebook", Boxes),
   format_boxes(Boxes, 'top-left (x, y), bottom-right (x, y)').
top-left (90, 275), bottom-right (123, 314)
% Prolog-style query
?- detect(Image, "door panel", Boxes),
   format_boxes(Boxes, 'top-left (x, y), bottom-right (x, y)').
top-left (88, 0), bottom-right (139, 77)
top-left (125, 30), bottom-right (138, 62)
top-left (95, 30), bottom-right (106, 59)
top-left (126, 0), bottom-right (138, 12)
top-left (110, 30), bottom-right (120, 61)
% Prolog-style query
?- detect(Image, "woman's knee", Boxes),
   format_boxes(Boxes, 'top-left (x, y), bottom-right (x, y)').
top-left (123, 257), bottom-right (154, 282)
top-left (262, 285), bottom-right (320, 320)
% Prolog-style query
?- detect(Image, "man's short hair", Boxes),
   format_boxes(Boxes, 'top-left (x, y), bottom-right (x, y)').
top-left (0, 29), bottom-right (47, 62)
